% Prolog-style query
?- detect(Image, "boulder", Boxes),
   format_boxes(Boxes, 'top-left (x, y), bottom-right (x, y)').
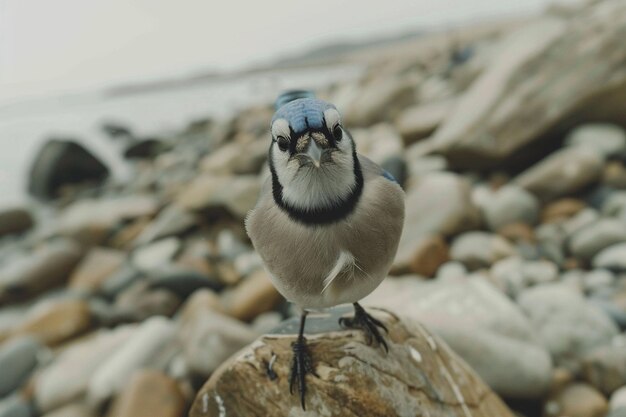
top-left (28, 139), bottom-right (109, 200)
top-left (429, 3), bottom-right (626, 169)
top-left (189, 308), bottom-right (515, 416)
top-left (364, 277), bottom-right (553, 399)
top-left (105, 370), bottom-right (186, 417)
top-left (518, 283), bottom-right (619, 371)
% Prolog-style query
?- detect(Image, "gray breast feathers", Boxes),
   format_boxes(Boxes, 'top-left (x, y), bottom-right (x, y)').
top-left (245, 154), bottom-right (404, 308)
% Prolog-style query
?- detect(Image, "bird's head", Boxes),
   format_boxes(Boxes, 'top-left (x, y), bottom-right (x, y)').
top-left (268, 93), bottom-right (362, 220)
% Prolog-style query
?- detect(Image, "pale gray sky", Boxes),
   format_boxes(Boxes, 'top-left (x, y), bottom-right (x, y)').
top-left (0, 0), bottom-right (554, 102)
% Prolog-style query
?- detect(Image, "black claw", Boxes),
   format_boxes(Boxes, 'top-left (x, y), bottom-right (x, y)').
top-left (289, 337), bottom-right (314, 410)
top-left (340, 303), bottom-right (389, 352)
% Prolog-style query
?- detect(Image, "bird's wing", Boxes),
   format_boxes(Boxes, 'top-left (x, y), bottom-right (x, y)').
top-left (357, 154), bottom-right (399, 184)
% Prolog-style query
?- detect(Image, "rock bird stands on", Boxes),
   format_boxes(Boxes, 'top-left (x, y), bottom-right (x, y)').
top-left (245, 91), bottom-right (405, 409)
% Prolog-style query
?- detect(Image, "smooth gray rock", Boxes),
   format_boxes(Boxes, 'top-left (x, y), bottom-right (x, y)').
top-left (584, 269), bottom-right (616, 294)
top-left (480, 185), bottom-right (540, 230)
top-left (518, 283), bottom-right (619, 371)
top-left (565, 124), bottom-right (626, 159)
top-left (365, 276), bottom-right (553, 399)
top-left (87, 317), bottom-right (176, 407)
top-left (132, 204), bottom-right (196, 246)
top-left (0, 337), bottom-right (41, 398)
top-left (569, 219), bottom-right (626, 261)
top-left (35, 327), bottom-right (134, 412)
top-left (131, 238), bottom-right (181, 272)
top-left (490, 258), bottom-right (559, 297)
top-left (514, 147), bottom-right (603, 202)
top-left (179, 309), bottom-right (259, 377)
top-left (450, 232), bottom-right (516, 270)
top-left (594, 243), bottom-right (626, 271)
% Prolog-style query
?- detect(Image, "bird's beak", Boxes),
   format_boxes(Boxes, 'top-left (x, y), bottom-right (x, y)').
top-left (306, 140), bottom-right (323, 167)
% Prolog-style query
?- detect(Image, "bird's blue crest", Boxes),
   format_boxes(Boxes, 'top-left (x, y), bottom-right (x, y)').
top-left (272, 91), bottom-right (336, 135)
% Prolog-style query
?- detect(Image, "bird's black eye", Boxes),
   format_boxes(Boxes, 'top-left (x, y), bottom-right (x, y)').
top-left (333, 125), bottom-right (343, 142)
top-left (276, 136), bottom-right (289, 152)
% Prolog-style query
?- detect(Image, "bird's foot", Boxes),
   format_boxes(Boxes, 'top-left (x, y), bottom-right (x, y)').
top-left (289, 336), bottom-right (315, 410)
top-left (339, 303), bottom-right (389, 352)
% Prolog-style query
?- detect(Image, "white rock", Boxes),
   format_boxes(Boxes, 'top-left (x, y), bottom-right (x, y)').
top-left (35, 326), bottom-right (134, 412)
top-left (87, 317), bottom-right (176, 407)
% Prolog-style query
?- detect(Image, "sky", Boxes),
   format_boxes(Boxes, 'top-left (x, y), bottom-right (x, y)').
top-left (0, 0), bottom-right (557, 102)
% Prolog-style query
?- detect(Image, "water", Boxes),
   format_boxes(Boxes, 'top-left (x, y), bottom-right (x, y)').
top-left (0, 65), bottom-right (362, 208)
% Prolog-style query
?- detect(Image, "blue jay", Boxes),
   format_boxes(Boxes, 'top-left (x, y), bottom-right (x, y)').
top-left (245, 91), bottom-right (405, 409)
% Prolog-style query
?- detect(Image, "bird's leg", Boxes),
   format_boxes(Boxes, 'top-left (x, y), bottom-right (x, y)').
top-left (339, 302), bottom-right (389, 352)
top-left (289, 310), bottom-right (315, 410)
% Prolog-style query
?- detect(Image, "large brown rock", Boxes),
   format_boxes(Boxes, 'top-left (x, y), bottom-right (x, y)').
top-left (219, 270), bottom-right (283, 321)
top-left (69, 247), bottom-right (125, 293)
top-left (106, 370), bottom-right (186, 417)
top-left (190, 308), bottom-right (515, 417)
top-left (11, 299), bottom-right (93, 346)
top-left (429, 1), bottom-right (626, 169)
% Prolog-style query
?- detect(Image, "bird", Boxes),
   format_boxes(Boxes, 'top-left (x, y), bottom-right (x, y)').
top-left (245, 90), bottom-right (405, 409)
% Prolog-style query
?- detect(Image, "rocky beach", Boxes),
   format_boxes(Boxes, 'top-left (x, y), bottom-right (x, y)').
top-left (2, 1), bottom-right (626, 416)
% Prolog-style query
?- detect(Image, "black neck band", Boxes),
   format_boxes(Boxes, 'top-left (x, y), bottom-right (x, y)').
top-left (269, 146), bottom-right (364, 226)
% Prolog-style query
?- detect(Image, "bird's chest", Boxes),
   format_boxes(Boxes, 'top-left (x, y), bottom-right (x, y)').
top-left (256, 208), bottom-right (386, 303)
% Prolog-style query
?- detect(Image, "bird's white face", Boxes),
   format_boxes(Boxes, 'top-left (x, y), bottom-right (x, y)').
top-left (269, 108), bottom-right (358, 211)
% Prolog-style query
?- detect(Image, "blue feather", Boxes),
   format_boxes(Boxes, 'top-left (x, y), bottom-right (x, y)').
top-left (272, 96), bottom-right (336, 135)
top-left (382, 170), bottom-right (399, 184)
